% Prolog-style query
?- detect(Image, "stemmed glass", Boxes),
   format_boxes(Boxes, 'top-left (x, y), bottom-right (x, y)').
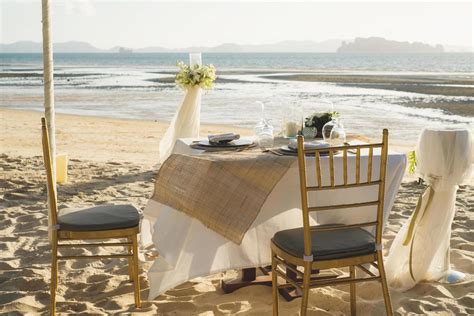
top-left (255, 101), bottom-right (274, 149)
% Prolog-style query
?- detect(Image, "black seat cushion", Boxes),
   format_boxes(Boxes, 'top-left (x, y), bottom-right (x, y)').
top-left (272, 226), bottom-right (375, 261)
top-left (58, 205), bottom-right (140, 231)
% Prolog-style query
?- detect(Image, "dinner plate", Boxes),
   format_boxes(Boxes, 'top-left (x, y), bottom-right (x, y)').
top-left (279, 145), bottom-right (333, 156)
top-left (197, 139), bottom-right (255, 148)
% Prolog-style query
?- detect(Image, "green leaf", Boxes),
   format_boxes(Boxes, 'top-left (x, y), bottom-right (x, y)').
top-left (408, 150), bottom-right (417, 174)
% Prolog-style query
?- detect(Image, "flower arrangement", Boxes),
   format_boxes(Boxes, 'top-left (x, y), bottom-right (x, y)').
top-left (175, 61), bottom-right (217, 91)
top-left (304, 111), bottom-right (340, 137)
top-left (305, 111), bottom-right (339, 129)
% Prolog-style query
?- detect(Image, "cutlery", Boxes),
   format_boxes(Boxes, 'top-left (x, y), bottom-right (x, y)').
top-left (262, 148), bottom-right (283, 156)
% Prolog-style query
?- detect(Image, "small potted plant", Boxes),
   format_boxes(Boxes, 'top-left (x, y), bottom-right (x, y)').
top-left (304, 111), bottom-right (339, 138)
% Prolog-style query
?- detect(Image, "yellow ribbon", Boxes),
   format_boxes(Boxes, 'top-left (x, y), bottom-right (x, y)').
top-left (404, 186), bottom-right (434, 282)
top-left (403, 186), bottom-right (434, 246)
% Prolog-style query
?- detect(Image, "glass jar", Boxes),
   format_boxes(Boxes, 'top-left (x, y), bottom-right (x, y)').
top-left (323, 118), bottom-right (346, 146)
top-left (282, 103), bottom-right (303, 138)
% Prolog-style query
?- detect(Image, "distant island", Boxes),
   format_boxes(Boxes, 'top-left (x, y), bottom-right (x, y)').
top-left (337, 37), bottom-right (444, 53)
top-left (0, 40), bottom-right (342, 53)
top-left (118, 47), bottom-right (133, 54)
top-left (1, 37), bottom-right (467, 53)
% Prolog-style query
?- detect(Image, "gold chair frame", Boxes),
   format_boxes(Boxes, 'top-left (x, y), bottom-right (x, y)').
top-left (270, 129), bottom-right (393, 315)
top-left (41, 118), bottom-right (141, 314)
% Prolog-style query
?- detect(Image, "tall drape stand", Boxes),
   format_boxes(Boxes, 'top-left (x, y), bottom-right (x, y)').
top-left (41, 0), bottom-right (56, 180)
top-left (158, 53), bottom-right (202, 163)
top-left (42, 0), bottom-right (57, 238)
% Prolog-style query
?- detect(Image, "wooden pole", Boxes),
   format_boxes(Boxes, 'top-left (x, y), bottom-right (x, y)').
top-left (41, 0), bottom-right (56, 181)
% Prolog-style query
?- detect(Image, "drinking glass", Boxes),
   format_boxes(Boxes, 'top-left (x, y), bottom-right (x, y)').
top-left (327, 119), bottom-right (346, 146)
top-left (255, 101), bottom-right (274, 148)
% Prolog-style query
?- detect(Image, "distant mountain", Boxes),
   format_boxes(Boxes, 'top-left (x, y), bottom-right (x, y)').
top-left (208, 40), bottom-right (343, 53)
top-left (337, 37), bottom-right (444, 53)
top-left (1, 40), bottom-right (342, 53)
top-left (0, 41), bottom-right (42, 53)
top-left (2, 38), bottom-right (457, 53)
top-left (133, 40), bottom-right (344, 53)
top-left (444, 45), bottom-right (473, 53)
top-left (0, 41), bottom-right (103, 53)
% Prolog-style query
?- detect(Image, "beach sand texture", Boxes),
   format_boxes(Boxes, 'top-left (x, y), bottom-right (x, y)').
top-left (1, 109), bottom-right (472, 315)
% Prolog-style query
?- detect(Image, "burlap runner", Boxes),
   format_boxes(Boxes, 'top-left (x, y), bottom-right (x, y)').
top-left (151, 151), bottom-right (295, 244)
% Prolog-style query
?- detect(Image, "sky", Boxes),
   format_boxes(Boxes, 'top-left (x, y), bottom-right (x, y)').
top-left (1, 1), bottom-right (473, 49)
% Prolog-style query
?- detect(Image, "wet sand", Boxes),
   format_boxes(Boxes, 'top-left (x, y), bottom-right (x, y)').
top-left (263, 74), bottom-right (474, 98)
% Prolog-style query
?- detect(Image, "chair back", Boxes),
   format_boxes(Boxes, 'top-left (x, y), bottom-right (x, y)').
top-left (41, 117), bottom-right (58, 241)
top-left (296, 129), bottom-right (389, 258)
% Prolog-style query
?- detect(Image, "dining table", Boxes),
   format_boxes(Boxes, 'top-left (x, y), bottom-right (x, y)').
top-left (141, 137), bottom-right (407, 300)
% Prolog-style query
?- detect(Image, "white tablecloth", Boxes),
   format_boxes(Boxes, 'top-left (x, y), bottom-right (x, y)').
top-left (142, 138), bottom-right (407, 300)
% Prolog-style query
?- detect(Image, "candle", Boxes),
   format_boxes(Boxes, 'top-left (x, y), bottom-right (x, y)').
top-left (285, 121), bottom-right (298, 138)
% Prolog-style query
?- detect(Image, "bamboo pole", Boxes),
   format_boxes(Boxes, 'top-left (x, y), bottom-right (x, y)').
top-left (41, 0), bottom-right (56, 181)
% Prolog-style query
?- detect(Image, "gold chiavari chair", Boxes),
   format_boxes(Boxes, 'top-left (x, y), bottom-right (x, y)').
top-left (270, 129), bottom-right (392, 316)
top-left (41, 118), bottom-right (141, 314)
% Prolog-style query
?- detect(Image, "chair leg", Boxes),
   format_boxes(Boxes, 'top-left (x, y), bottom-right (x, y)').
top-left (271, 252), bottom-right (279, 316)
top-left (50, 240), bottom-right (58, 315)
top-left (127, 237), bottom-right (134, 282)
top-left (349, 265), bottom-right (356, 316)
top-left (131, 235), bottom-right (141, 308)
top-left (377, 251), bottom-right (393, 316)
top-left (300, 262), bottom-right (312, 316)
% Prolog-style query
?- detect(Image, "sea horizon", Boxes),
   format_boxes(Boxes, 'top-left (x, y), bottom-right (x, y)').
top-left (1, 52), bottom-right (473, 72)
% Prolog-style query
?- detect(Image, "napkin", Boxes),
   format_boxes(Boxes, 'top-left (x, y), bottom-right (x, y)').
top-left (288, 139), bottom-right (330, 151)
top-left (208, 133), bottom-right (240, 143)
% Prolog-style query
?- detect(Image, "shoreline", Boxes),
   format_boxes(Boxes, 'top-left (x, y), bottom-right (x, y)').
top-left (263, 73), bottom-right (474, 99)
top-left (1, 108), bottom-right (419, 183)
top-left (0, 108), bottom-right (254, 165)
top-left (2, 71), bottom-right (473, 119)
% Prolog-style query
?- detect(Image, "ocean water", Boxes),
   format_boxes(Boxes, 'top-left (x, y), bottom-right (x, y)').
top-left (1, 53), bottom-right (473, 145)
top-left (1, 52), bottom-right (473, 72)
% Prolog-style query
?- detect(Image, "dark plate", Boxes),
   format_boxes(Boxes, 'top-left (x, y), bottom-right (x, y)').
top-left (279, 145), bottom-right (334, 156)
top-left (197, 139), bottom-right (254, 148)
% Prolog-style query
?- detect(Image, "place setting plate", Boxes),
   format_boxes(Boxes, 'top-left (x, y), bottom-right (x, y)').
top-left (277, 146), bottom-right (332, 156)
top-left (190, 138), bottom-right (257, 152)
top-left (277, 140), bottom-right (335, 156)
top-left (197, 139), bottom-right (255, 148)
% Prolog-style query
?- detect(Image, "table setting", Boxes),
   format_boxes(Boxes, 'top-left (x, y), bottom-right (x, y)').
top-left (142, 55), bottom-right (408, 301)
top-left (142, 120), bottom-right (407, 300)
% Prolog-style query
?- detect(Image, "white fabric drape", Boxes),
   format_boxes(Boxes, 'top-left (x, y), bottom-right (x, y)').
top-left (158, 86), bottom-right (201, 162)
top-left (159, 54), bottom-right (202, 163)
top-left (385, 128), bottom-right (472, 291)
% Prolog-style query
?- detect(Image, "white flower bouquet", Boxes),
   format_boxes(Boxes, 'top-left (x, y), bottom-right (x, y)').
top-left (175, 61), bottom-right (217, 91)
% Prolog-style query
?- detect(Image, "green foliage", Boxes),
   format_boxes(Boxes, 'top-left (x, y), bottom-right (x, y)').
top-left (305, 111), bottom-right (339, 129)
top-left (175, 61), bottom-right (217, 91)
top-left (408, 150), bottom-right (417, 174)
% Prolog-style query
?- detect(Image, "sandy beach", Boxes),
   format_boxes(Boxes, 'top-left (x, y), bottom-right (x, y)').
top-left (1, 109), bottom-right (472, 314)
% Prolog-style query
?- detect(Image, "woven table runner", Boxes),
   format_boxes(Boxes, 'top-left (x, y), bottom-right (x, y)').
top-left (151, 151), bottom-right (295, 244)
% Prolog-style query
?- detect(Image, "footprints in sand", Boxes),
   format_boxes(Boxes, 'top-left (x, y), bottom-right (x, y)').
top-left (0, 155), bottom-right (472, 314)
top-left (0, 155), bottom-right (155, 314)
